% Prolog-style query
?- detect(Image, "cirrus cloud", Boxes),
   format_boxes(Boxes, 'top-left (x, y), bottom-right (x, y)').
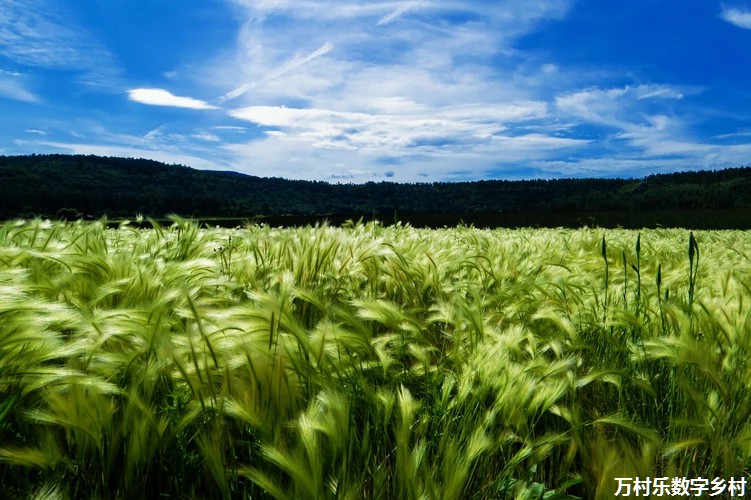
top-left (229, 101), bottom-right (551, 153)
top-left (0, 74), bottom-right (39, 103)
top-left (0, 0), bottom-right (120, 87)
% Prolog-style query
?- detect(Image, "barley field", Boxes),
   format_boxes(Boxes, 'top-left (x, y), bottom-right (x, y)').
top-left (1, 217), bottom-right (750, 499)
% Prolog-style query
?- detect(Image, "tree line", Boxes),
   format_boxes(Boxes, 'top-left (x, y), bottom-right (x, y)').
top-left (1, 154), bottom-right (750, 220)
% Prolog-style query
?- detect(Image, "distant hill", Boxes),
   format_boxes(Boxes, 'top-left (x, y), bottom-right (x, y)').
top-left (1, 154), bottom-right (751, 222)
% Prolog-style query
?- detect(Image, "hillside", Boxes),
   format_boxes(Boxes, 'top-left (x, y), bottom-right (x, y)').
top-left (1, 154), bottom-right (750, 222)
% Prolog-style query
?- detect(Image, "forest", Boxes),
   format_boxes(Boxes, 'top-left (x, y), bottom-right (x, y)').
top-left (1, 154), bottom-right (750, 227)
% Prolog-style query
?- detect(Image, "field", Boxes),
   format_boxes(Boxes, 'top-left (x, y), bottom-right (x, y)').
top-left (1, 217), bottom-right (750, 498)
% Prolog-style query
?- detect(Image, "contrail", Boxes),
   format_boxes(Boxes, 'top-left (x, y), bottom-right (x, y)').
top-left (377, 1), bottom-right (417, 26)
top-left (220, 42), bottom-right (333, 103)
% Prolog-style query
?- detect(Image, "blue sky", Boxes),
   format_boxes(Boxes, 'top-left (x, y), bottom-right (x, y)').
top-left (2, 0), bottom-right (751, 183)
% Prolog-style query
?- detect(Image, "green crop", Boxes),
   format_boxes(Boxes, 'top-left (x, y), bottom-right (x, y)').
top-left (0, 217), bottom-right (749, 498)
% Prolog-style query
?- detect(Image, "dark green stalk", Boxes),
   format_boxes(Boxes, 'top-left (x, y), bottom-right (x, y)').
top-left (622, 250), bottom-right (628, 310)
top-left (657, 263), bottom-right (666, 335)
top-left (688, 231), bottom-right (699, 334)
top-left (634, 233), bottom-right (641, 318)
top-left (601, 235), bottom-right (608, 322)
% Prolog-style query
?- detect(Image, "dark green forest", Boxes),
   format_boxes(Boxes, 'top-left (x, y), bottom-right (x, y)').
top-left (2, 154), bottom-right (751, 227)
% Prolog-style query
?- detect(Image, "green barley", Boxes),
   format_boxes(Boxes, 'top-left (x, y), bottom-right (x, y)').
top-left (1, 219), bottom-right (750, 498)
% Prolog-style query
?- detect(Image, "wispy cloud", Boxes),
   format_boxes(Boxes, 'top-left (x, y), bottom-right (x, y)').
top-left (0, 0), bottom-right (119, 85)
top-left (220, 42), bottom-right (334, 102)
top-left (0, 73), bottom-right (39, 103)
top-left (192, 132), bottom-right (222, 142)
top-left (128, 89), bottom-right (218, 110)
top-left (187, 1), bottom-right (585, 180)
top-left (213, 1), bottom-right (574, 104)
top-left (21, 120), bottom-right (232, 170)
top-left (213, 126), bottom-right (248, 132)
top-left (229, 102), bottom-right (550, 153)
top-left (556, 84), bottom-right (688, 127)
top-left (546, 82), bottom-right (751, 177)
top-left (223, 99), bottom-right (593, 181)
top-left (31, 140), bottom-right (227, 171)
top-left (720, 5), bottom-right (751, 29)
top-left (377, 1), bottom-right (419, 26)
top-left (230, 1), bottom-right (414, 20)
top-left (229, 0), bottom-right (571, 28)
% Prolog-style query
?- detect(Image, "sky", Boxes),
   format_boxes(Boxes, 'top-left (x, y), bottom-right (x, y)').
top-left (1, 0), bottom-right (751, 183)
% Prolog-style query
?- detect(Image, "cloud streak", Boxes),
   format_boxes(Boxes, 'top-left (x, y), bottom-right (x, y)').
top-left (556, 84), bottom-right (688, 127)
top-left (0, 74), bottom-right (39, 103)
top-left (720, 5), bottom-right (751, 29)
top-left (377, 1), bottom-right (418, 25)
top-left (230, 1), bottom-right (416, 20)
top-left (220, 42), bottom-right (334, 102)
top-left (128, 89), bottom-right (218, 110)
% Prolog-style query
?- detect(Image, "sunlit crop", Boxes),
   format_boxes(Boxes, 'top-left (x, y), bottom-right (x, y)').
top-left (1, 217), bottom-right (750, 498)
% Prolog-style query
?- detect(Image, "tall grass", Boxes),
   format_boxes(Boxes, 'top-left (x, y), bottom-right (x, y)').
top-left (0, 218), bottom-right (749, 498)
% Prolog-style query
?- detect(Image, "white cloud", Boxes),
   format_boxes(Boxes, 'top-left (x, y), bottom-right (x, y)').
top-left (0, 76), bottom-right (39, 103)
top-left (377, 1), bottom-right (419, 26)
top-left (0, 0), bottom-right (119, 85)
top-left (219, 98), bottom-right (594, 182)
top-left (192, 132), bottom-right (222, 142)
top-left (128, 88), bottom-right (218, 110)
top-left (213, 126), bottom-right (248, 132)
top-left (31, 141), bottom-right (227, 171)
top-left (220, 42), bottom-right (334, 102)
top-left (229, 102), bottom-right (550, 154)
top-left (220, 128), bottom-right (589, 182)
top-left (490, 133), bottom-right (587, 150)
top-left (713, 129), bottom-right (751, 140)
top-left (532, 137), bottom-right (751, 178)
top-left (556, 84), bottom-right (687, 127)
top-left (229, 0), bottom-right (571, 27)
top-left (231, 1), bottom-right (415, 20)
top-left (11, 0), bottom-right (744, 182)
top-left (57, 0), bottom-right (736, 182)
top-left (144, 125), bottom-right (166, 141)
top-left (212, 1), bottom-right (573, 106)
top-left (633, 85), bottom-right (684, 100)
top-left (189, 0), bottom-right (591, 180)
top-left (720, 6), bottom-right (751, 29)
top-left (547, 81), bottom-right (751, 177)
top-left (556, 87), bottom-right (628, 126)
